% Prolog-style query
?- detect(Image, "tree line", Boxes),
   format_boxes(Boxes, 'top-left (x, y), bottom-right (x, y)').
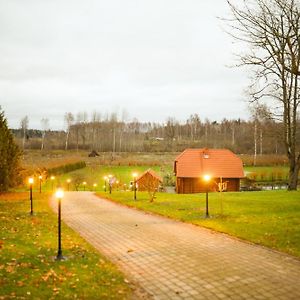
top-left (13, 112), bottom-right (285, 157)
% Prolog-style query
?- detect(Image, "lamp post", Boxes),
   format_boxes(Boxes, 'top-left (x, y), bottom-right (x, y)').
top-left (66, 179), bottom-right (71, 191)
top-left (103, 176), bottom-right (108, 192)
top-left (203, 175), bottom-right (211, 218)
top-left (132, 173), bottom-right (138, 200)
top-left (28, 177), bottom-right (34, 215)
top-left (108, 175), bottom-right (112, 194)
top-left (55, 189), bottom-right (65, 261)
top-left (39, 175), bottom-right (42, 193)
top-left (83, 181), bottom-right (87, 191)
top-left (93, 183), bottom-right (97, 191)
top-left (50, 176), bottom-right (55, 191)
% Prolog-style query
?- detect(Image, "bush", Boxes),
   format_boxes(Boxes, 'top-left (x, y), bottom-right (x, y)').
top-left (47, 161), bottom-right (86, 175)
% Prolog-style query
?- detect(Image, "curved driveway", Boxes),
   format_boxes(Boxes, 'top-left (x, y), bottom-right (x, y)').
top-left (51, 192), bottom-right (300, 300)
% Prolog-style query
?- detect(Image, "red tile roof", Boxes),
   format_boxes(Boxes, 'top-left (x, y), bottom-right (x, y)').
top-left (175, 148), bottom-right (244, 178)
top-left (136, 169), bottom-right (163, 183)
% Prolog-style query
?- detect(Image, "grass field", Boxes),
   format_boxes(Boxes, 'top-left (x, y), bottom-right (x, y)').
top-left (0, 192), bottom-right (132, 299)
top-left (39, 165), bottom-right (172, 192)
top-left (21, 150), bottom-right (292, 191)
top-left (30, 163), bottom-right (293, 193)
top-left (96, 190), bottom-right (300, 258)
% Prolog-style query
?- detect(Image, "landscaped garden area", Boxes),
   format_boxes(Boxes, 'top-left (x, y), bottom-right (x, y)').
top-left (0, 192), bottom-right (132, 299)
top-left (2, 148), bottom-right (300, 298)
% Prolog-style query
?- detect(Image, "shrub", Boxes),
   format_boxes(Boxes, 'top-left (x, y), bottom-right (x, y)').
top-left (47, 161), bottom-right (86, 175)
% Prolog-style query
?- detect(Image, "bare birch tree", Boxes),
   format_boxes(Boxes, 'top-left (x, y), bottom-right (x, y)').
top-left (20, 116), bottom-right (29, 150)
top-left (226, 0), bottom-right (300, 189)
top-left (64, 112), bottom-right (74, 150)
top-left (40, 118), bottom-right (49, 150)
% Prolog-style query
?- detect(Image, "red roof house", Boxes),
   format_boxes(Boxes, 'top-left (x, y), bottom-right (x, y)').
top-left (174, 148), bottom-right (244, 193)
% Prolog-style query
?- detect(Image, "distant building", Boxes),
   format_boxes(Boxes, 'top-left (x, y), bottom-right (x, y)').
top-left (88, 150), bottom-right (100, 157)
top-left (174, 148), bottom-right (244, 193)
top-left (136, 169), bottom-right (163, 191)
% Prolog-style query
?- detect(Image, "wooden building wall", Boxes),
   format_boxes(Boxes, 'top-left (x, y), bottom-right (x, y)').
top-left (137, 173), bottom-right (161, 191)
top-left (176, 177), bottom-right (240, 194)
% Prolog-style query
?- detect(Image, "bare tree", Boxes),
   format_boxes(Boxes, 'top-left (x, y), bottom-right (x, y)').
top-left (226, 0), bottom-right (300, 189)
top-left (40, 118), bottom-right (49, 150)
top-left (20, 116), bottom-right (29, 150)
top-left (90, 110), bottom-right (101, 149)
top-left (64, 112), bottom-right (74, 150)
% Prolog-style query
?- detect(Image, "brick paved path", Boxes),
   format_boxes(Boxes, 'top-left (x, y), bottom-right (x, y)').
top-left (51, 192), bottom-right (300, 300)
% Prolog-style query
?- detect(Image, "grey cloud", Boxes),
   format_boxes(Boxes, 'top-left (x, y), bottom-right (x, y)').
top-left (0, 0), bottom-right (250, 129)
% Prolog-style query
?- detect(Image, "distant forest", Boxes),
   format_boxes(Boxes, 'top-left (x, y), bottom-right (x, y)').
top-left (11, 113), bottom-right (287, 156)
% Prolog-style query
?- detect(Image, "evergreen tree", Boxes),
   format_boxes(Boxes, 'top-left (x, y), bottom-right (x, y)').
top-left (0, 108), bottom-right (21, 191)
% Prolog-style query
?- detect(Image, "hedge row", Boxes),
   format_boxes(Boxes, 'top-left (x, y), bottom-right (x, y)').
top-left (47, 161), bottom-right (86, 175)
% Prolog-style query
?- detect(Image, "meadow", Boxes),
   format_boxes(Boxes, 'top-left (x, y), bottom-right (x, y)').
top-left (22, 150), bottom-right (292, 189)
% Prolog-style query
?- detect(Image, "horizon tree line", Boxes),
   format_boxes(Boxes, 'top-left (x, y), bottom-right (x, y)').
top-left (12, 111), bottom-right (286, 158)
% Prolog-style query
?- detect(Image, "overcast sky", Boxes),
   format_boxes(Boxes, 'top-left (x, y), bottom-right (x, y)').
top-left (0, 0), bottom-right (250, 130)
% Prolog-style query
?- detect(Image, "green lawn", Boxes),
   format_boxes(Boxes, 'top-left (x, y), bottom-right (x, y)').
top-left (40, 165), bottom-right (172, 192)
top-left (96, 190), bottom-right (300, 258)
top-left (0, 192), bottom-right (132, 299)
top-left (30, 164), bottom-right (293, 193)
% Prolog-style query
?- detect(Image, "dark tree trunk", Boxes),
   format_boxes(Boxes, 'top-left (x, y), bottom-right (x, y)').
top-left (288, 155), bottom-right (300, 190)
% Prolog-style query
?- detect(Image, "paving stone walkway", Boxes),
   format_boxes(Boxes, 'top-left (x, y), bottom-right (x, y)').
top-left (50, 192), bottom-right (300, 300)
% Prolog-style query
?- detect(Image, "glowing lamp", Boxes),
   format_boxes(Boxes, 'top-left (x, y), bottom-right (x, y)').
top-left (55, 189), bottom-right (64, 199)
top-left (203, 174), bottom-right (211, 182)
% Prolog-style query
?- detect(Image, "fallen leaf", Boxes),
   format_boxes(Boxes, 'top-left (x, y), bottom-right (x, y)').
top-left (17, 281), bottom-right (24, 287)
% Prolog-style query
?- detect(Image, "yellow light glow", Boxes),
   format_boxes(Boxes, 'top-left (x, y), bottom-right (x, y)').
top-left (108, 174), bottom-right (112, 178)
top-left (93, 183), bottom-right (97, 187)
top-left (203, 174), bottom-right (211, 182)
top-left (83, 181), bottom-right (87, 185)
top-left (67, 179), bottom-right (71, 183)
top-left (28, 177), bottom-right (34, 184)
top-left (132, 173), bottom-right (138, 178)
top-left (116, 181), bottom-right (119, 184)
top-left (39, 175), bottom-right (42, 180)
top-left (50, 176), bottom-right (55, 180)
top-left (55, 189), bottom-right (64, 199)
top-left (104, 176), bottom-right (108, 180)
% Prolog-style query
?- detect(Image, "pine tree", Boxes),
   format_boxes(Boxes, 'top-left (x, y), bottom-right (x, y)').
top-left (0, 108), bottom-right (21, 191)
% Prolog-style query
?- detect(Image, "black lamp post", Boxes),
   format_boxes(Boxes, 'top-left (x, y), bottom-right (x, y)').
top-left (133, 173), bottom-right (138, 200)
top-left (50, 176), bottom-right (55, 191)
top-left (55, 189), bottom-right (65, 261)
top-left (203, 175), bottom-right (211, 218)
top-left (67, 179), bottom-right (71, 191)
top-left (104, 176), bottom-right (107, 192)
top-left (108, 175), bottom-right (112, 194)
top-left (28, 177), bottom-right (34, 215)
top-left (93, 183), bottom-right (97, 191)
top-left (39, 175), bottom-right (42, 193)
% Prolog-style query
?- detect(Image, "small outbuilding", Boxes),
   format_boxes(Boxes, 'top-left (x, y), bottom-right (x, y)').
top-left (88, 150), bottom-right (100, 157)
top-left (174, 148), bottom-right (244, 193)
top-left (136, 169), bottom-right (163, 191)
